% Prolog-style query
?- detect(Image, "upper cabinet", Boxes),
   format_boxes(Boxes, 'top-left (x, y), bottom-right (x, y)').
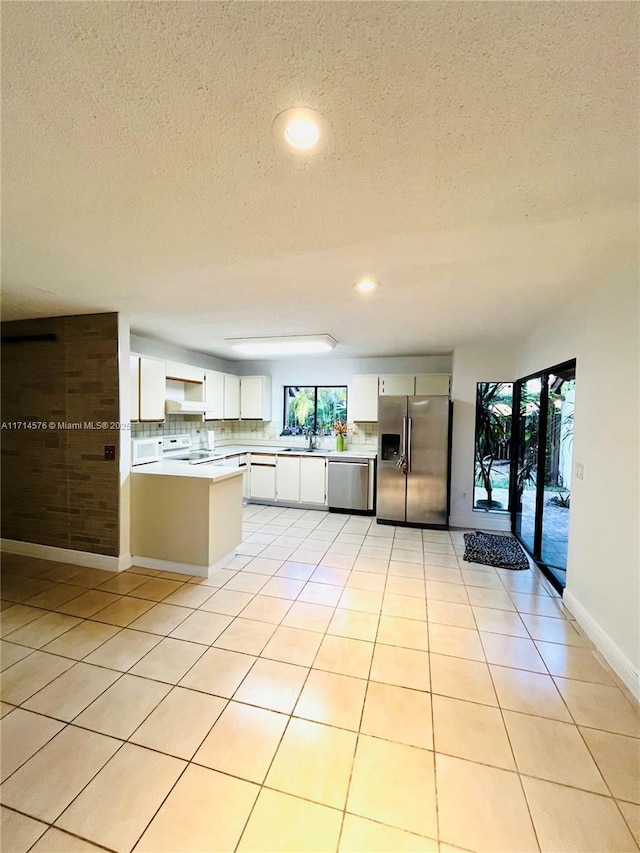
top-left (379, 374), bottom-right (415, 396)
top-left (130, 355), bottom-right (140, 422)
top-left (414, 373), bottom-right (451, 396)
top-left (223, 374), bottom-right (240, 420)
top-left (351, 372), bottom-right (451, 421)
top-left (165, 361), bottom-right (205, 383)
top-left (350, 375), bottom-right (379, 422)
top-left (204, 372), bottom-right (271, 420)
top-left (379, 373), bottom-right (451, 397)
top-left (205, 371), bottom-right (240, 420)
top-left (240, 376), bottom-right (272, 420)
top-left (204, 370), bottom-right (224, 420)
top-left (138, 356), bottom-right (166, 421)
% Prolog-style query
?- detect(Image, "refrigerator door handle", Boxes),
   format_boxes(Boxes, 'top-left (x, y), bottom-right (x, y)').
top-left (396, 417), bottom-right (409, 474)
top-left (407, 417), bottom-right (412, 473)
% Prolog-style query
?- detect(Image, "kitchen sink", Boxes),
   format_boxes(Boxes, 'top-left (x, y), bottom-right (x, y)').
top-left (279, 448), bottom-right (332, 454)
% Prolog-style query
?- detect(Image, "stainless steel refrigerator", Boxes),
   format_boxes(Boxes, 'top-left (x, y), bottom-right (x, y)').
top-left (376, 395), bottom-right (452, 527)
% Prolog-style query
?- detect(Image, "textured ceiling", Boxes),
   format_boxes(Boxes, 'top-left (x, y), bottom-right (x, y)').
top-left (2, 2), bottom-right (638, 358)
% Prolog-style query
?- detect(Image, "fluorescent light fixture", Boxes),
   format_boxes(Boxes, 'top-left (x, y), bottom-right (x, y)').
top-left (226, 334), bottom-right (338, 356)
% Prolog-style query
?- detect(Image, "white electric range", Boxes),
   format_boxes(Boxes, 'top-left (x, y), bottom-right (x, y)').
top-left (160, 434), bottom-right (223, 464)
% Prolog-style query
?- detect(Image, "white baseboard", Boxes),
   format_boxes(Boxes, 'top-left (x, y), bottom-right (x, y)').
top-left (563, 590), bottom-right (640, 703)
top-left (1, 539), bottom-right (123, 573)
top-left (118, 553), bottom-right (133, 572)
top-left (131, 550), bottom-right (236, 578)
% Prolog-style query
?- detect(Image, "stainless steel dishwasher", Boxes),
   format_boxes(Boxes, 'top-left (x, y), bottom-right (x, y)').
top-left (327, 457), bottom-right (370, 513)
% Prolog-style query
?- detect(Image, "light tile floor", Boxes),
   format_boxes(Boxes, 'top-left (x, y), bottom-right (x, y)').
top-left (1, 505), bottom-right (639, 852)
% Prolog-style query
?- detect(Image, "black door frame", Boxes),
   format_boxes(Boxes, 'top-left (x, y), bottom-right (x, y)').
top-left (510, 359), bottom-right (576, 595)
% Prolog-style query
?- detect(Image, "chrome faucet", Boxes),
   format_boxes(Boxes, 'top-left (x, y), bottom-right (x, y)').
top-left (306, 427), bottom-right (315, 451)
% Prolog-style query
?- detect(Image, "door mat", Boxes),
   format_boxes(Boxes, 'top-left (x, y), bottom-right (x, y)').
top-left (463, 531), bottom-right (529, 571)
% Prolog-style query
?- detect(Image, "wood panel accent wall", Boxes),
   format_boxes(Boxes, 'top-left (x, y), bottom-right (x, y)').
top-left (1, 313), bottom-right (121, 556)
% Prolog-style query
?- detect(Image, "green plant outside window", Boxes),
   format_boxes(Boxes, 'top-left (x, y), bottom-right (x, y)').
top-left (283, 386), bottom-right (347, 435)
top-left (474, 381), bottom-right (513, 512)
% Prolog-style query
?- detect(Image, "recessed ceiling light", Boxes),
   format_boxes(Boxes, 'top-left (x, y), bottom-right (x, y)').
top-left (226, 334), bottom-right (338, 356)
top-left (353, 278), bottom-right (379, 294)
top-left (272, 107), bottom-right (331, 158)
top-left (285, 118), bottom-right (320, 149)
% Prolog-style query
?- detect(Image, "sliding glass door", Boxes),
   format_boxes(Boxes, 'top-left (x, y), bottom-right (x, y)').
top-left (513, 377), bottom-right (541, 553)
top-left (540, 368), bottom-right (575, 584)
top-left (511, 361), bottom-right (575, 591)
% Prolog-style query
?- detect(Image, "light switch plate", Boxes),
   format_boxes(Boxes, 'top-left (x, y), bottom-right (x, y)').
top-left (575, 462), bottom-right (584, 480)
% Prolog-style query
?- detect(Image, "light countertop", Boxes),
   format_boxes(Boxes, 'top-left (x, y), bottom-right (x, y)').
top-left (201, 444), bottom-right (377, 460)
top-left (131, 445), bottom-right (377, 479)
top-left (131, 461), bottom-right (244, 481)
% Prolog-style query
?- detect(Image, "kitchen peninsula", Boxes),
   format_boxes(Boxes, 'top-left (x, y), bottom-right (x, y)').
top-left (130, 461), bottom-right (243, 577)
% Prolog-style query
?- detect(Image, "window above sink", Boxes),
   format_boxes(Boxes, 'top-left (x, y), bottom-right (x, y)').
top-left (281, 385), bottom-right (347, 436)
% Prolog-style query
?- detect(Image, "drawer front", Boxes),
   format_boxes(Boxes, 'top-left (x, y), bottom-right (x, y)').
top-left (251, 454), bottom-right (277, 466)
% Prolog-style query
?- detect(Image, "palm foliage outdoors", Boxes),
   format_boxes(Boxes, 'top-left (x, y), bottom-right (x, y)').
top-left (475, 382), bottom-right (512, 509)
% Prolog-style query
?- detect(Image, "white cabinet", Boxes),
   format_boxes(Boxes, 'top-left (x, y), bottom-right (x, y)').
top-left (240, 376), bottom-right (272, 420)
top-left (165, 361), bottom-right (205, 383)
top-left (249, 454), bottom-right (327, 506)
top-left (249, 457), bottom-right (276, 500)
top-left (139, 356), bottom-right (166, 421)
top-left (238, 455), bottom-right (250, 499)
top-left (276, 456), bottom-right (301, 502)
top-left (204, 370), bottom-right (224, 420)
top-left (300, 457), bottom-right (327, 504)
top-left (223, 374), bottom-right (240, 420)
top-left (130, 355), bottom-right (140, 422)
top-left (204, 372), bottom-right (244, 420)
top-left (378, 373), bottom-right (451, 398)
top-left (379, 374), bottom-right (415, 396)
top-left (350, 375), bottom-right (379, 421)
top-left (414, 373), bottom-right (451, 396)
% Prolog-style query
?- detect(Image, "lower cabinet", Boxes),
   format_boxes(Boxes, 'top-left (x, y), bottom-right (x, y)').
top-left (249, 460), bottom-right (276, 500)
top-left (299, 457), bottom-right (327, 504)
top-left (250, 455), bottom-right (328, 506)
top-left (238, 455), bottom-right (250, 498)
top-left (276, 457), bottom-right (301, 502)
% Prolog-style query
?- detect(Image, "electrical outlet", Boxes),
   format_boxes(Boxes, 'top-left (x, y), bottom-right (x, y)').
top-left (575, 462), bottom-right (584, 481)
top-left (462, 491), bottom-right (467, 499)
top-left (104, 445), bottom-right (116, 461)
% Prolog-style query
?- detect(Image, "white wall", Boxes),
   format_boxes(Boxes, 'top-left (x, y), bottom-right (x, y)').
top-left (514, 278), bottom-right (639, 697)
top-left (449, 343), bottom-right (516, 531)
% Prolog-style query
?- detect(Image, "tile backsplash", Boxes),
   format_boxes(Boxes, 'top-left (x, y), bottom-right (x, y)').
top-left (131, 417), bottom-right (378, 450)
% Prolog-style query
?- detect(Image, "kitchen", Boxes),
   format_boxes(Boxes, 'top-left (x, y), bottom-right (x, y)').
top-left (1, 3), bottom-right (638, 852)
top-left (129, 338), bottom-right (453, 577)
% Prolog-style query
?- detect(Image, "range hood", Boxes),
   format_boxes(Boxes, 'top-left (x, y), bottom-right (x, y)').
top-left (165, 399), bottom-right (208, 414)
